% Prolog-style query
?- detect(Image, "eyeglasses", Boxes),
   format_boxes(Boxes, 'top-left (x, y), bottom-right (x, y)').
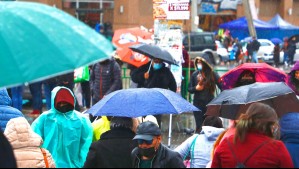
top-left (137, 139), bottom-right (153, 145)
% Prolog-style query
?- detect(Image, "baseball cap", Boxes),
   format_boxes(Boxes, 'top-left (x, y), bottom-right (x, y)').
top-left (133, 121), bottom-right (161, 141)
top-left (54, 88), bottom-right (74, 107)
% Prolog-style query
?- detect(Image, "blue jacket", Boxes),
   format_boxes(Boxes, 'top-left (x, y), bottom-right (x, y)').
top-left (175, 126), bottom-right (224, 168)
top-left (31, 86), bottom-right (93, 168)
top-left (0, 89), bottom-right (24, 132)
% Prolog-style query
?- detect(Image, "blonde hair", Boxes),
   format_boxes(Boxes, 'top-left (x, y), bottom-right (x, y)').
top-left (234, 102), bottom-right (277, 143)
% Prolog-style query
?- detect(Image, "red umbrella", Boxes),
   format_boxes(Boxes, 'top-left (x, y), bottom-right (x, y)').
top-left (112, 27), bottom-right (153, 67)
top-left (219, 63), bottom-right (287, 90)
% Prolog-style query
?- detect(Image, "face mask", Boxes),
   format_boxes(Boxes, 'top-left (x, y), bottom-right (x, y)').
top-left (153, 63), bottom-right (163, 70)
top-left (56, 104), bottom-right (74, 113)
top-left (138, 147), bottom-right (157, 158)
top-left (197, 64), bottom-right (202, 70)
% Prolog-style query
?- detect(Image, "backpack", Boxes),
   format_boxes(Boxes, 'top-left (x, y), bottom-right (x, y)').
top-left (226, 138), bottom-right (268, 168)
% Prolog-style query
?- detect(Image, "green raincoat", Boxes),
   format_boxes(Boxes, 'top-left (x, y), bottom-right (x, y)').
top-left (31, 86), bottom-right (93, 168)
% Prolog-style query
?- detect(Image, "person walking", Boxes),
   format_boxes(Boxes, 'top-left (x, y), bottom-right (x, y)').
top-left (43, 77), bottom-right (57, 111)
top-left (250, 36), bottom-right (261, 63)
top-left (287, 37), bottom-right (297, 66)
top-left (89, 58), bottom-right (122, 121)
top-left (84, 117), bottom-right (139, 168)
top-left (0, 131), bottom-right (17, 168)
top-left (31, 86), bottom-right (93, 168)
top-left (273, 42), bottom-right (281, 67)
top-left (131, 121), bottom-right (185, 168)
top-left (287, 61), bottom-right (299, 95)
top-left (131, 58), bottom-right (177, 127)
top-left (4, 117), bottom-right (56, 168)
top-left (188, 56), bottom-right (221, 132)
top-left (279, 112), bottom-right (299, 168)
top-left (28, 81), bottom-right (43, 115)
top-left (282, 37), bottom-right (289, 67)
top-left (211, 102), bottom-right (294, 168)
top-left (175, 116), bottom-right (225, 168)
top-left (0, 88), bottom-right (24, 132)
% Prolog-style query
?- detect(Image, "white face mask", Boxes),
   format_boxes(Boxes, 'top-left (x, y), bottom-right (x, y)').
top-left (197, 64), bottom-right (202, 70)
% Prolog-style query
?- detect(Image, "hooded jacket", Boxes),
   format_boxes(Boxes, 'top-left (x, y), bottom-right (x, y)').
top-left (175, 126), bottom-right (225, 168)
top-left (31, 86), bottom-right (93, 168)
top-left (188, 57), bottom-right (221, 107)
top-left (4, 117), bottom-right (56, 168)
top-left (287, 61), bottom-right (299, 95)
top-left (280, 112), bottom-right (299, 168)
top-left (0, 88), bottom-right (24, 132)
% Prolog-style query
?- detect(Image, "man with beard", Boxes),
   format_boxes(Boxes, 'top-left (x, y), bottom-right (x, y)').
top-left (131, 121), bottom-right (185, 168)
top-left (287, 61), bottom-right (299, 95)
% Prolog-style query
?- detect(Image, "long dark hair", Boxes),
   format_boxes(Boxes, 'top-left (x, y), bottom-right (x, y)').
top-left (196, 59), bottom-right (216, 94)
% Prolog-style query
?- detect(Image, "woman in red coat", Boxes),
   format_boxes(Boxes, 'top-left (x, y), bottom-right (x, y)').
top-left (211, 103), bottom-right (294, 168)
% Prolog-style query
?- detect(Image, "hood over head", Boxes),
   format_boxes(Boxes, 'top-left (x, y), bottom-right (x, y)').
top-left (194, 55), bottom-right (213, 71)
top-left (200, 126), bottom-right (225, 141)
top-left (51, 86), bottom-right (75, 112)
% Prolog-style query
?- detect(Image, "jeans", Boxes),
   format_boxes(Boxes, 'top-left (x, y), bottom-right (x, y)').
top-left (43, 82), bottom-right (56, 110)
top-left (283, 53), bottom-right (289, 65)
top-left (29, 82), bottom-right (43, 112)
top-left (11, 85), bottom-right (23, 111)
top-left (251, 51), bottom-right (258, 63)
top-left (81, 81), bottom-right (91, 108)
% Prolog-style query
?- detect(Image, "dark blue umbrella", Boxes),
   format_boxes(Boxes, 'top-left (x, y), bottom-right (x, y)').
top-left (206, 82), bottom-right (299, 120)
top-left (270, 38), bottom-right (283, 45)
top-left (87, 88), bottom-right (199, 117)
top-left (87, 88), bottom-right (199, 147)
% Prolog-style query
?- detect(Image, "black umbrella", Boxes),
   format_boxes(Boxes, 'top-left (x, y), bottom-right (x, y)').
top-left (206, 82), bottom-right (299, 120)
top-left (129, 44), bottom-right (178, 65)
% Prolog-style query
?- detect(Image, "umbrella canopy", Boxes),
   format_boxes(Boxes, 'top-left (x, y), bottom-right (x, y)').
top-left (219, 63), bottom-right (287, 90)
top-left (0, 2), bottom-right (113, 88)
top-left (270, 38), bottom-right (283, 45)
top-left (206, 82), bottom-right (299, 120)
top-left (112, 27), bottom-right (152, 67)
top-left (87, 88), bottom-right (199, 117)
top-left (129, 44), bottom-right (178, 65)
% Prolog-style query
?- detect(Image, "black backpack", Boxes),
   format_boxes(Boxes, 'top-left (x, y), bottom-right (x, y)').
top-left (226, 138), bottom-right (268, 168)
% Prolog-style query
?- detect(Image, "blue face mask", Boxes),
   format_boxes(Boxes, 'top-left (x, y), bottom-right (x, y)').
top-left (197, 64), bottom-right (202, 70)
top-left (153, 63), bottom-right (163, 70)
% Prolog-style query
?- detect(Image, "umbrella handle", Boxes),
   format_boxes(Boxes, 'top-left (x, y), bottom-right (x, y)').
top-left (147, 60), bottom-right (153, 73)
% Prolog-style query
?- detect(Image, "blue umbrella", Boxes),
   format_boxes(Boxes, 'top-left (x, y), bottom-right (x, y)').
top-left (270, 38), bottom-right (283, 45)
top-left (87, 88), bottom-right (199, 147)
top-left (87, 88), bottom-right (199, 117)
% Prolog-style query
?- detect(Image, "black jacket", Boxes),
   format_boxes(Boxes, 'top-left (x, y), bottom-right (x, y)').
top-left (83, 128), bottom-right (138, 168)
top-left (131, 144), bottom-right (185, 168)
top-left (90, 59), bottom-right (122, 103)
top-left (131, 62), bottom-right (177, 92)
top-left (188, 70), bottom-right (221, 108)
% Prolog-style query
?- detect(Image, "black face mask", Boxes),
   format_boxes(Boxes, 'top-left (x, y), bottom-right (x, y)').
top-left (138, 147), bottom-right (157, 158)
top-left (56, 104), bottom-right (74, 113)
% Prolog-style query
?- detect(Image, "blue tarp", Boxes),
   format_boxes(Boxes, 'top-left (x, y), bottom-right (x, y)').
top-left (267, 14), bottom-right (299, 40)
top-left (219, 17), bottom-right (279, 40)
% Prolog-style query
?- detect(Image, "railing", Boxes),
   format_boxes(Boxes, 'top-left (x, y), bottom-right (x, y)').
top-left (121, 67), bottom-right (228, 103)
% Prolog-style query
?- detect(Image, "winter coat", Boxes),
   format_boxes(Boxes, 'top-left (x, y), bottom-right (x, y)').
top-left (84, 128), bottom-right (137, 168)
top-left (131, 62), bottom-right (177, 92)
top-left (279, 112), bottom-right (299, 168)
top-left (91, 116), bottom-right (111, 142)
top-left (131, 144), bottom-right (185, 168)
top-left (0, 88), bottom-right (24, 132)
top-left (211, 132), bottom-right (294, 168)
top-left (0, 130), bottom-right (17, 168)
top-left (4, 117), bottom-right (56, 168)
top-left (175, 126), bottom-right (225, 168)
top-left (287, 61), bottom-right (299, 95)
top-left (90, 59), bottom-right (122, 103)
top-left (31, 86), bottom-right (93, 168)
top-left (188, 57), bottom-right (221, 109)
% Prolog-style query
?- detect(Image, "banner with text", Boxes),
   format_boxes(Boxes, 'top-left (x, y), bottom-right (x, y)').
top-left (153, 0), bottom-right (190, 20)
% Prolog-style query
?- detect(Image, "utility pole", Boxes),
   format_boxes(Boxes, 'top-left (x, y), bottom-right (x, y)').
top-left (242, 0), bottom-right (257, 37)
top-left (191, 0), bottom-right (198, 32)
